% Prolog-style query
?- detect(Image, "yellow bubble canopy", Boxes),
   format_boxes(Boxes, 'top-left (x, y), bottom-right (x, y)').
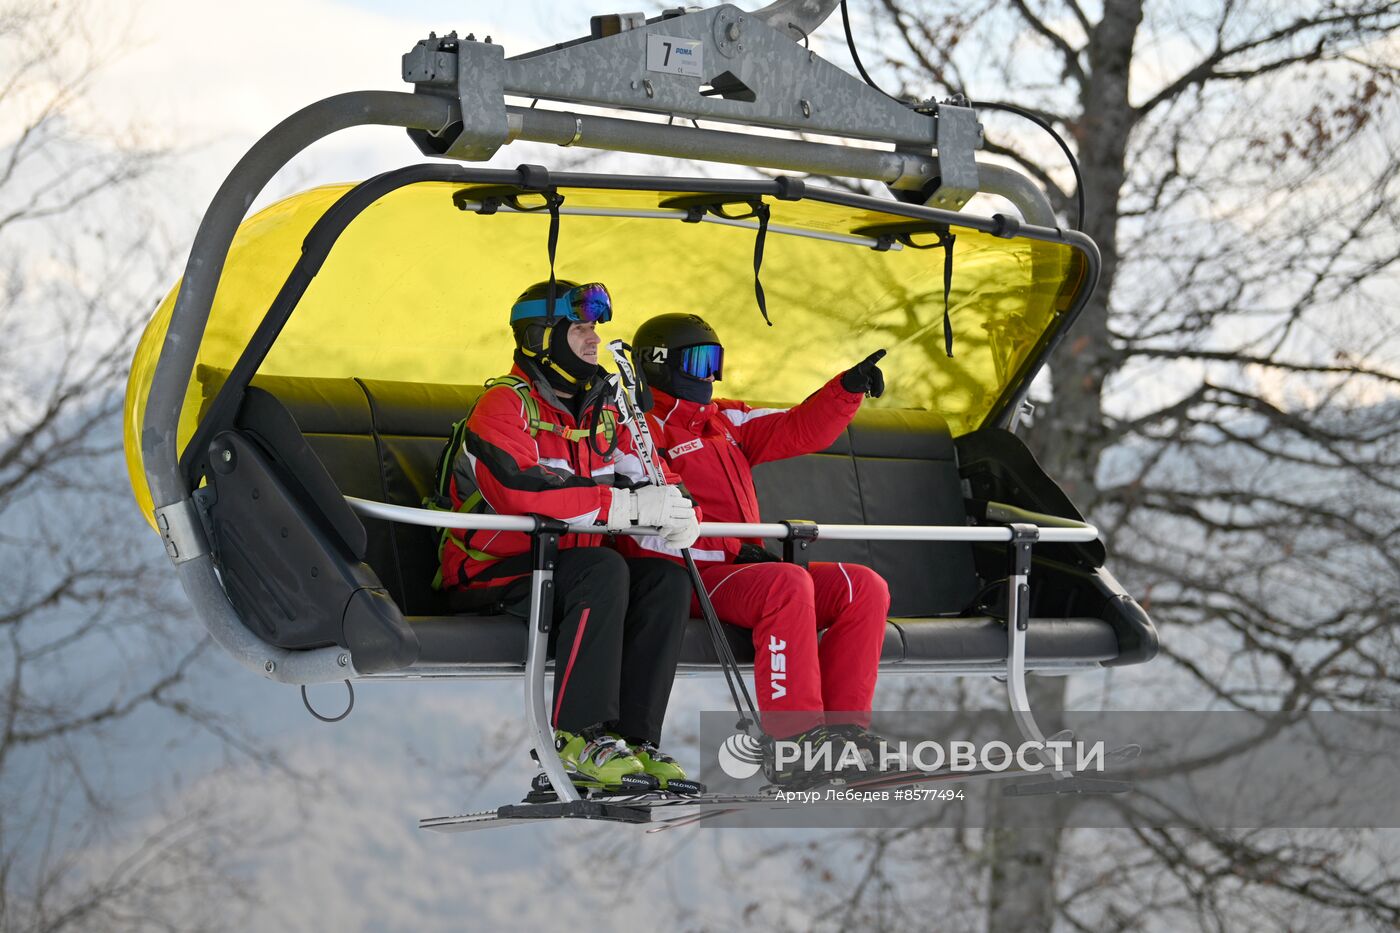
top-left (124, 175), bottom-right (1091, 523)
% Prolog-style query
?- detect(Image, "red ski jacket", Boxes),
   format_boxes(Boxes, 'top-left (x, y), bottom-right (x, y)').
top-left (441, 364), bottom-right (683, 591)
top-left (633, 375), bottom-right (863, 566)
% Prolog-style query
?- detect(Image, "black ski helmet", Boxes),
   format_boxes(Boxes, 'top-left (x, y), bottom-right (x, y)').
top-left (633, 313), bottom-right (723, 397)
top-left (511, 279), bottom-right (581, 356)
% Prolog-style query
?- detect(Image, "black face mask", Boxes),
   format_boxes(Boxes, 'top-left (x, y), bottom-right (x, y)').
top-left (548, 320), bottom-right (603, 385)
top-left (669, 368), bottom-right (714, 404)
top-left (514, 322), bottom-right (601, 396)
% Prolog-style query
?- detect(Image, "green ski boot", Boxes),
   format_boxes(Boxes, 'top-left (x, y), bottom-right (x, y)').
top-left (627, 739), bottom-right (706, 795)
top-left (554, 727), bottom-right (657, 793)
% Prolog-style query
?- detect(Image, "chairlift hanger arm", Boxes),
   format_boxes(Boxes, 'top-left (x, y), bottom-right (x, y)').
top-left (504, 6), bottom-right (935, 143)
top-left (402, 4), bottom-right (982, 203)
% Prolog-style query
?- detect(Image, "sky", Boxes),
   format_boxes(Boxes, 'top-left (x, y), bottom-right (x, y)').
top-left (98, 0), bottom-right (572, 207)
top-left (94, 0), bottom-right (866, 215)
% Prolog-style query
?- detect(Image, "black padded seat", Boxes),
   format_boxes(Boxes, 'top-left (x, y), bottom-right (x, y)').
top-left (359, 378), bottom-right (487, 616)
top-left (241, 374), bottom-right (409, 608)
top-left (751, 406), bottom-right (978, 617)
top-left (894, 616), bottom-right (1119, 665)
top-left (411, 614), bottom-right (526, 665)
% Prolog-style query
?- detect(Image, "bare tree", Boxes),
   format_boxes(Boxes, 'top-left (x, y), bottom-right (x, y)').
top-left (704, 2), bottom-right (1400, 931)
top-left (0, 3), bottom-right (311, 929)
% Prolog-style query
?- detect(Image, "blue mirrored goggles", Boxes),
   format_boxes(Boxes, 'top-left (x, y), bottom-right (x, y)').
top-left (678, 343), bottom-right (724, 380)
top-left (510, 282), bottom-right (613, 324)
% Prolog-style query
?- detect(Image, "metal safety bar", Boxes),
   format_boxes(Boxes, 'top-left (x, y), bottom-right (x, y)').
top-left (345, 495), bottom-right (1097, 785)
top-left (344, 496), bottom-right (1101, 544)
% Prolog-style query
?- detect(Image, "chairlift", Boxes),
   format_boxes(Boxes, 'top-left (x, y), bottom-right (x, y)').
top-left (123, 1), bottom-right (1157, 831)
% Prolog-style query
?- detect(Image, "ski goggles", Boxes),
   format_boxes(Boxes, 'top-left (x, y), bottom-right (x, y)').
top-left (510, 282), bottom-right (613, 324)
top-left (678, 343), bottom-right (724, 380)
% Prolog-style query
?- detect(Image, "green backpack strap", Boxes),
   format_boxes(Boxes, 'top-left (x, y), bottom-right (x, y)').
top-left (426, 396), bottom-right (495, 590)
top-left (484, 375), bottom-right (544, 437)
top-left (428, 489), bottom-right (484, 590)
top-left (485, 374), bottom-right (613, 443)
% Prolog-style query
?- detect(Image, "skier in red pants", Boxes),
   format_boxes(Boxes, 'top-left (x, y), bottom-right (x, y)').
top-left (629, 313), bottom-right (892, 772)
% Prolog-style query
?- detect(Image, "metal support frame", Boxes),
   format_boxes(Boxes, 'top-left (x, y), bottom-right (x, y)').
top-left (750, 0), bottom-right (843, 41)
top-left (1004, 522), bottom-right (1070, 778)
top-left (523, 517), bottom-right (579, 803)
top-left (505, 104), bottom-right (940, 190)
top-left (153, 499), bottom-right (206, 564)
top-left (141, 93), bottom-right (457, 687)
top-left (502, 7), bottom-right (935, 144)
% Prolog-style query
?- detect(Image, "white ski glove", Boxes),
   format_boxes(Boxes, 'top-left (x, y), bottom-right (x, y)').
top-left (659, 510), bottom-right (701, 550)
top-left (633, 484), bottom-right (692, 529)
top-left (604, 485), bottom-right (700, 549)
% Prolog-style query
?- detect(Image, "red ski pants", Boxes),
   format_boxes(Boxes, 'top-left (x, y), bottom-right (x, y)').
top-left (693, 561), bottom-right (890, 737)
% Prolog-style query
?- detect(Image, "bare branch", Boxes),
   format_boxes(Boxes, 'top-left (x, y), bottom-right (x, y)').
top-left (1134, 5), bottom-right (1400, 120)
top-left (1007, 0), bottom-right (1088, 87)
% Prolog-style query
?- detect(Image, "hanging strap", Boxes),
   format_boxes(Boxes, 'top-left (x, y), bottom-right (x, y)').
top-left (586, 393), bottom-right (621, 459)
top-left (899, 227), bottom-right (957, 358)
top-left (543, 190), bottom-right (563, 324)
top-left (656, 192), bottom-right (784, 328)
top-left (940, 231), bottom-right (956, 358)
top-left (752, 201), bottom-right (772, 327)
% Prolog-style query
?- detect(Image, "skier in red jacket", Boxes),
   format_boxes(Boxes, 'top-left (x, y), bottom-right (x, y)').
top-left (631, 313), bottom-right (892, 762)
top-left (442, 282), bottom-right (701, 792)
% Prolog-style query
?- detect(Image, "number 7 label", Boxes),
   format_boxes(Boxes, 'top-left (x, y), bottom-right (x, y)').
top-left (647, 35), bottom-right (704, 77)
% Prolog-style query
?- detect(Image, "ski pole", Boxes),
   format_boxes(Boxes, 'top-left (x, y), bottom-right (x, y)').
top-left (606, 340), bottom-right (762, 732)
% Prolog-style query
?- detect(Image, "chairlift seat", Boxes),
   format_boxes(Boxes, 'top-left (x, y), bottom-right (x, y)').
top-left (230, 372), bottom-right (1152, 673)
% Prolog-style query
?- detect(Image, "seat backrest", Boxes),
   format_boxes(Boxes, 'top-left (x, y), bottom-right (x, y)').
top-left (358, 379), bottom-right (485, 615)
top-left (752, 407), bottom-right (978, 617)
top-left (248, 375), bottom-right (978, 618)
